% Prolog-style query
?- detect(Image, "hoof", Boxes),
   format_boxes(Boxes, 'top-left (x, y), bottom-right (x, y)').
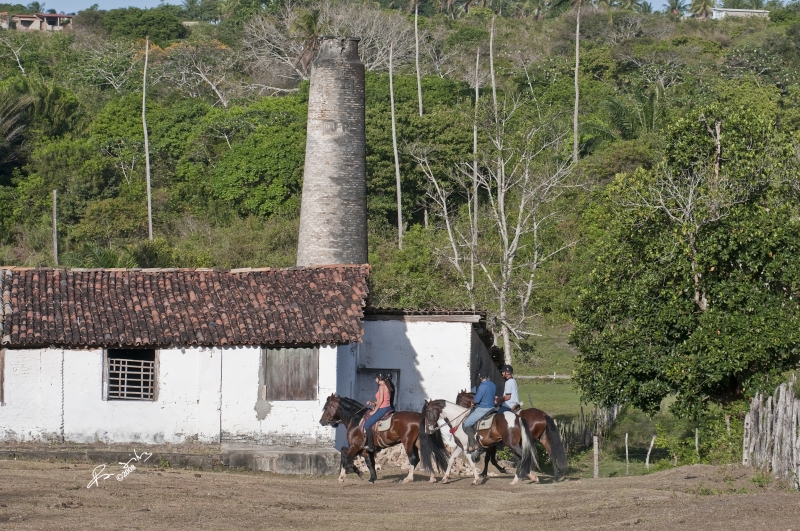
top-left (528, 473), bottom-right (540, 483)
top-left (429, 477), bottom-right (437, 483)
top-left (402, 478), bottom-right (413, 484)
top-left (497, 468), bottom-right (507, 474)
top-left (338, 477), bottom-right (345, 483)
top-left (367, 479), bottom-right (375, 484)
top-left (510, 477), bottom-right (520, 486)
top-left (441, 478), bottom-right (449, 484)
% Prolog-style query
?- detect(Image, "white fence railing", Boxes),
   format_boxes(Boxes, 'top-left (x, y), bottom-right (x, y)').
top-left (742, 376), bottom-right (800, 489)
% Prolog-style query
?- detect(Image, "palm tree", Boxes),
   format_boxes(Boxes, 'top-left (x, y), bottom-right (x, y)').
top-left (667, 0), bottom-right (688, 15)
top-left (691, 0), bottom-right (715, 17)
top-left (595, 0), bottom-right (616, 22)
top-left (291, 9), bottom-right (320, 77)
top-left (583, 88), bottom-right (664, 143)
top-left (637, 1), bottom-right (654, 12)
top-left (0, 85), bottom-right (32, 168)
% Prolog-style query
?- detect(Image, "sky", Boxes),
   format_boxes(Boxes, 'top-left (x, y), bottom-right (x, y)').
top-left (25, 1), bottom-right (180, 14)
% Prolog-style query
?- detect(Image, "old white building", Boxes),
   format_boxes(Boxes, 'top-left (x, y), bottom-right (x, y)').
top-left (0, 266), bottom-right (498, 454)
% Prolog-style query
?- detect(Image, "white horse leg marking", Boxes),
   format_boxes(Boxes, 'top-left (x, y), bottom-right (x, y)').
top-left (442, 446), bottom-right (459, 484)
top-left (338, 465), bottom-right (346, 483)
top-left (464, 452), bottom-right (481, 485)
top-left (403, 461), bottom-right (415, 483)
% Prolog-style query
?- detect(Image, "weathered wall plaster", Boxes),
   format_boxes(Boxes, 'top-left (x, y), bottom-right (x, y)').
top-left (358, 321), bottom-right (473, 411)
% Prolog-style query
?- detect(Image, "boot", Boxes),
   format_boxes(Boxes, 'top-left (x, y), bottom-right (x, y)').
top-left (365, 428), bottom-right (375, 452)
top-left (463, 425), bottom-right (476, 452)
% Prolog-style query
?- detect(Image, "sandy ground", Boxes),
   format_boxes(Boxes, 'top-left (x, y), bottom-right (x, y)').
top-left (0, 459), bottom-right (797, 530)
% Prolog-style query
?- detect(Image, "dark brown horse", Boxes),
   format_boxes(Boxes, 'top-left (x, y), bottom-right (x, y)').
top-left (319, 394), bottom-right (449, 484)
top-left (456, 390), bottom-right (568, 480)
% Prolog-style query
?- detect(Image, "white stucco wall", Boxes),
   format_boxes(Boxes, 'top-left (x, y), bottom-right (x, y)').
top-left (0, 348), bottom-right (63, 441)
top-left (220, 345), bottom-right (338, 447)
top-left (62, 348), bottom-right (222, 444)
top-left (358, 320), bottom-right (473, 411)
top-left (0, 345), bottom-right (339, 446)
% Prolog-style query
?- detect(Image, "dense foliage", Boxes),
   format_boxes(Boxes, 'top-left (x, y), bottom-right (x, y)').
top-left (2, 0), bottom-right (799, 416)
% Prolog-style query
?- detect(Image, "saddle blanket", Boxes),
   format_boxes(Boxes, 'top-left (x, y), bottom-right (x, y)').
top-left (377, 413), bottom-right (393, 432)
top-left (477, 413), bottom-right (495, 431)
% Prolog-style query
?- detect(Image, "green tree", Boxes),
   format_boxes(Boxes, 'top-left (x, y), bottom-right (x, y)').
top-left (103, 6), bottom-right (187, 46)
top-left (571, 103), bottom-right (800, 418)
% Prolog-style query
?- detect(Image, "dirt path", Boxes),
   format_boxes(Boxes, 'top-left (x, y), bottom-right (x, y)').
top-left (0, 460), bottom-right (797, 530)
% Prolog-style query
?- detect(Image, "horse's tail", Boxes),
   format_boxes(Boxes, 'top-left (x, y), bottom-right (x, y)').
top-left (418, 420), bottom-right (449, 474)
top-left (516, 416), bottom-right (539, 478)
top-left (542, 415), bottom-right (568, 471)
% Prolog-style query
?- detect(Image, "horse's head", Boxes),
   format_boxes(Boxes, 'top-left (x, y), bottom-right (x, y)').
top-left (455, 390), bottom-right (474, 409)
top-left (319, 393), bottom-right (341, 427)
top-left (421, 399), bottom-right (445, 435)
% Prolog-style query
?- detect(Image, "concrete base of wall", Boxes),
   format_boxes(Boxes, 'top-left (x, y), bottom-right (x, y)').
top-left (221, 443), bottom-right (340, 475)
top-left (0, 443), bottom-right (340, 476)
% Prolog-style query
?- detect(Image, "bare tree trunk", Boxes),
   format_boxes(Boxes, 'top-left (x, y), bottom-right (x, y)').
top-left (489, 17), bottom-right (498, 120)
top-left (415, 3), bottom-right (423, 117)
top-left (142, 36), bottom-right (154, 241)
top-left (390, 42), bottom-right (403, 249)
top-left (471, 47), bottom-right (480, 312)
top-left (52, 190), bottom-right (58, 266)
top-left (573, 2), bottom-right (581, 165)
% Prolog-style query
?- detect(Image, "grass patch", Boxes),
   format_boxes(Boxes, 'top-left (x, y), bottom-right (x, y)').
top-left (514, 321), bottom-right (577, 376)
top-left (517, 379), bottom-right (583, 419)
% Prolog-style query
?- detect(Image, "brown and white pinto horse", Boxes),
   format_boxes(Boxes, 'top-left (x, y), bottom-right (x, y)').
top-left (421, 399), bottom-right (538, 485)
top-left (456, 390), bottom-right (568, 480)
top-left (319, 394), bottom-right (449, 484)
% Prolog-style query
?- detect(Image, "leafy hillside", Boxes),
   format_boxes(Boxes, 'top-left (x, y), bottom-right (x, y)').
top-left (2, 0), bottom-right (800, 416)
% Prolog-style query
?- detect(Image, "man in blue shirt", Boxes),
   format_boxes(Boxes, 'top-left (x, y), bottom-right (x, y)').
top-left (462, 373), bottom-right (497, 452)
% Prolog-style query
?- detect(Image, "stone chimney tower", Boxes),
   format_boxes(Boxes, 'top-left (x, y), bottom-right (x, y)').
top-left (296, 37), bottom-right (368, 267)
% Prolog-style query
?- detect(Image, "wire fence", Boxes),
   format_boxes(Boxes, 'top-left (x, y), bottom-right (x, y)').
top-left (558, 404), bottom-right (622, 456)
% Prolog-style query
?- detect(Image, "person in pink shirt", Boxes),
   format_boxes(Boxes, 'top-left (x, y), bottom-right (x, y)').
top-left (363, 374), bottom-right (394, 451)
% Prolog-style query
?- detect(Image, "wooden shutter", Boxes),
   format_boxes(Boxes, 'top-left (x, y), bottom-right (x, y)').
top-left (264, 347), bottom-right (318, 401)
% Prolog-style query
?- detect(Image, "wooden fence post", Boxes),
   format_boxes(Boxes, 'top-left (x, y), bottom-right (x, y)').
top-left (695, 428), bottom-right (699, 458)
top-left (593, 435), bottom-right (599, 478)
top-left (625, 432), bottom-right (629, 476)
top-left (646, 435), bottom-right (655, 470)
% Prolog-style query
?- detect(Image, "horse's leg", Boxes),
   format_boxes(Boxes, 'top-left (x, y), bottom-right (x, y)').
top-left (541, 438), bottom-right (558, 481)
top-left (339, 446), bottom-right (362, 483)
top-left (362, 449), bottom-right (378, 483)
top-left (402, 439), bottom-right (420, 483)
top-left (463, 450), bottom-right (482, 486)
top-left (508, 442), bottom-right (539, 485)
top-left (490, 444), bottom-right (508, 474)
top-left (479, 446), bottom-right (491, 477)
top-left (441, 446), bottom-right (459, 484)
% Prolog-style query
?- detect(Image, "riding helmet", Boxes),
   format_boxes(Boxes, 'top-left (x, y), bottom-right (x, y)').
top-left (500, 364), bottom-right (514, 374)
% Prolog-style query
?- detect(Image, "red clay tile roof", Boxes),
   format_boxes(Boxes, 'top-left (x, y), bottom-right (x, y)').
top-left (0, 265), bottom-right (369, 348)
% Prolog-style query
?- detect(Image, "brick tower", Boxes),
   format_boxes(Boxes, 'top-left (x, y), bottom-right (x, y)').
top-left (296, 37), bottom-right (368, 267)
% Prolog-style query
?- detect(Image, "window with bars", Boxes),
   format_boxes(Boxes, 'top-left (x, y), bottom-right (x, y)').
top-left (105, 349), bottom-right (157, 401)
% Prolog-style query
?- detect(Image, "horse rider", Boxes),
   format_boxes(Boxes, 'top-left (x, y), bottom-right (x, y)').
top-left (462, 372), bottom-right (497, 452)
top-left (363, 374), bottom-right (393, 452)
top-left (496, 364), bottom-right (520, 414)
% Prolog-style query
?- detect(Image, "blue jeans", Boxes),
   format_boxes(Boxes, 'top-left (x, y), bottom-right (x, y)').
top-left (463, 407), bottom-right (494, 428)
top-left (497, 405), bottom-right (512, 414)
top-left (364, 407), bottom-right (392, 430)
